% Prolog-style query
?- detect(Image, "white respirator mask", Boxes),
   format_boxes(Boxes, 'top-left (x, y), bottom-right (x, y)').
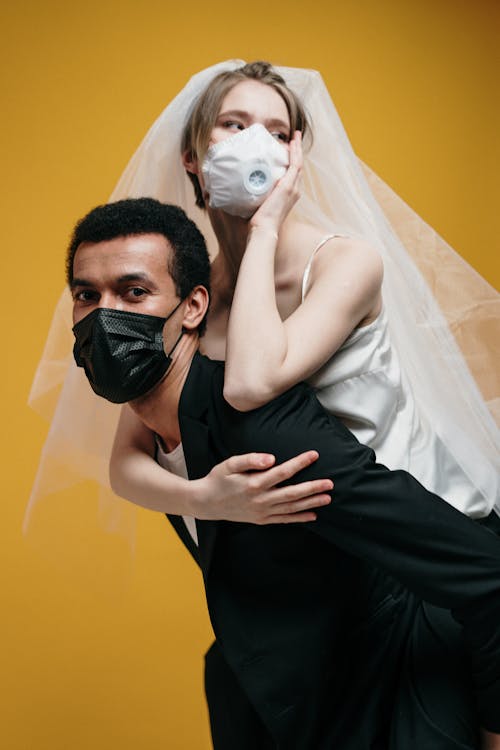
top-left (201, 123), bottom-right (289, 219)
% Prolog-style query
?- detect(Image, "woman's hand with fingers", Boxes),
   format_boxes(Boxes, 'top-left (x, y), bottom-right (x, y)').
top-left (249, 130), bottom-right (303, 238)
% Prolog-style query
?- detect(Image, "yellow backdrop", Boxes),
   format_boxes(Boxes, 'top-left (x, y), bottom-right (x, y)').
top-left (3, 1), bottom-right (498, 748)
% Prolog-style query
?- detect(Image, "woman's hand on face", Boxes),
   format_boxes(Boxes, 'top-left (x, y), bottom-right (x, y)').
top-left (191, 449), bottom-right (333, 524)
top-left (249, 130), bottom-right (303, 237)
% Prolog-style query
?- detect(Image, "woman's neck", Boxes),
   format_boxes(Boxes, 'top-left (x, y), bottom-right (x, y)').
top-left (207, 207), bottom-right (299, 304)
top-left (208, 207), bottom-right (250, 296)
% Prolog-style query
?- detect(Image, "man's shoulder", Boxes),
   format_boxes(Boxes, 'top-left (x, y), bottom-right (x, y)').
top-left (180, 350), bottom-right (372, 481)
top-left (188, 351), bottom-right (351, 433)
top-left (181, 351), bottom-right (317, 425)
top-left (179, 351), bottom-right (225, 417)
top-left (181, 351), bottom-right (313, 411)
top-left (216, 371), bottom-right (357, 458)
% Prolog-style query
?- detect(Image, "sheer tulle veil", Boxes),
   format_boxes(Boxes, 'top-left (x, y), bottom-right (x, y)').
top-left (25, 60), bottom-right (499, 534)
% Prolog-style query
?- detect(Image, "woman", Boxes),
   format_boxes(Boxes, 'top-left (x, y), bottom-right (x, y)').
top-left (109, 60), bottom-right (499, 523)
top-left (27, 60), bottom-right (499, 533)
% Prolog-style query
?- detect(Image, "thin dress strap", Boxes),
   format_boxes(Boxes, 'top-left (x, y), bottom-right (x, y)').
top-left (301, 234), bottom-right (347, 301)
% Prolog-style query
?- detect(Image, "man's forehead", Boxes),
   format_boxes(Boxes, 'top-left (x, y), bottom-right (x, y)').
top-left (73, 233), bottom-right (172, 276)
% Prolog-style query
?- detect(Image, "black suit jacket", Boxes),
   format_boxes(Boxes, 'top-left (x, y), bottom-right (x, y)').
top-left (167, 353), bottom-right (500, 745)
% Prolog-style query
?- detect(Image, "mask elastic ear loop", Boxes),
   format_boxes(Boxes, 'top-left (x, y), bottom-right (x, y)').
top-left (163, 298), bottom-right (186, 358)
top-left (164, 299), bottom-right (183, 322)
top-left (166, 327), bottom-right (185, 358)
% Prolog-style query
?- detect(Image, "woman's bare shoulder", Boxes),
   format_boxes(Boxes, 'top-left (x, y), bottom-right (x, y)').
top-left (279, 219), bottom-right (327, 254)
top-left (311, 235), bottom-right (383, 284)
top-left (303, 235), bottom-right (383, 324)
top-left (280, 220), bottom-right (382, 271)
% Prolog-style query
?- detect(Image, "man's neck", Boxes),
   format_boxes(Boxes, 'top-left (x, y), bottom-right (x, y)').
top-left (129, 333), bottom-right (199, 452)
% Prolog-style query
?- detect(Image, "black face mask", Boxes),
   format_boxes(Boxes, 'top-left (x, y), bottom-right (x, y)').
top-left (72, 303), bottom-right (183, 403)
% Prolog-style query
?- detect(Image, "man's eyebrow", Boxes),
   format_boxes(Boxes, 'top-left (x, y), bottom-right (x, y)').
top-left (70, 277), bottom-right (92, 289)
top-left (70, 272), bottom-right (156, 288)
top-left (116, 272), bottom-right (155, 284)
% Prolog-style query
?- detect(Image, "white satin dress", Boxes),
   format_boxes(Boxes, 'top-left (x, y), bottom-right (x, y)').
top-left (303, 238), bottom-right (497, 518)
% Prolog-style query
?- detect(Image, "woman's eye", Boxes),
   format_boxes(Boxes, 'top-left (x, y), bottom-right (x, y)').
top-left (271, 131), bottom-right (289, 142)
top-left (223, 121), bottom-right (244, 131)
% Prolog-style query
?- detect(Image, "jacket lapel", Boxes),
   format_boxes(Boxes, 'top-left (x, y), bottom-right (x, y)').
top-left (178, 353), bottom-right (222, 575)
top-left (166, 512), bottom-right (200, 565)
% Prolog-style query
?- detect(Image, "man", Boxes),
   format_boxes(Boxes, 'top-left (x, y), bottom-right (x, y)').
top-left (69, 197), bottom-right (500, 749)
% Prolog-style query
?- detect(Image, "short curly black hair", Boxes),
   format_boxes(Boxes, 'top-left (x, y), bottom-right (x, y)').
top-left (67, 197), bottom-right (211, 334)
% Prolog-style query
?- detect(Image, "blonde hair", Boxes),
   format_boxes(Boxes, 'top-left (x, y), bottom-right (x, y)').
top-left (181, 61), bottom-right (310, 208)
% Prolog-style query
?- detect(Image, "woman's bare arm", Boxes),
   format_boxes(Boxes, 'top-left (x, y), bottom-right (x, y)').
top-left (109, 404), bottom-right (333, 523)
top-left (224, 133), bottom-right (383, 411)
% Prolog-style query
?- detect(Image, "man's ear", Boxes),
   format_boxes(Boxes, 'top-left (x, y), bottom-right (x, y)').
top-left (182, 149), bottom-right (198, 176)
top-left (182, 285), bottom-right (210, 331)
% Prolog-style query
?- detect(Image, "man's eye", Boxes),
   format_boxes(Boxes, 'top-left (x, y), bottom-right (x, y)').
top-left (74, 289), bottom-right (97, 302)
top-left (127, 287), bottom-right (147, 298)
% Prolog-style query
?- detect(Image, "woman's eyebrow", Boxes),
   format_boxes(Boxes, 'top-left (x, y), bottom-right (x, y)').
top-left (217, 109), bottom-right (249, 120)
top-left (217, 110), bottom-right (290, 131)
top-left (265, 117), bottom-right (290, 131)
